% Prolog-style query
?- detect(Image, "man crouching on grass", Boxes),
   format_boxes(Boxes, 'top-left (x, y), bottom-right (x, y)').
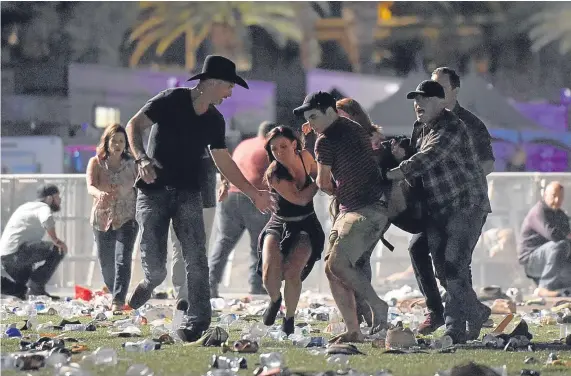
top-left (294, 91), bottom-right (390, 343)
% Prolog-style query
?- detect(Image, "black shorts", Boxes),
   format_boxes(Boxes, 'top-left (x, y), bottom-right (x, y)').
top-left (257, 212), bottom-right (325, 281)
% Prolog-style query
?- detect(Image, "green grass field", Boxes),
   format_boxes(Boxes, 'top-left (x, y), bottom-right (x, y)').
top-left (1, 312), bottom-right (570, 376)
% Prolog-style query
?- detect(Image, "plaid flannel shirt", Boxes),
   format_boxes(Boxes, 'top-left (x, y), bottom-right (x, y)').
top-left (399, 109), bottom-right (491, 218)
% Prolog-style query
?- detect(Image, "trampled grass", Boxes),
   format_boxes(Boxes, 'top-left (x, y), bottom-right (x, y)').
top-left (1, 312), bottom-right (571, 376)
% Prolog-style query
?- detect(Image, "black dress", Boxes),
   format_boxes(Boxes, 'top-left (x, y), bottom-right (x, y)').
top-left (257, 154), bottom-right (325, 281)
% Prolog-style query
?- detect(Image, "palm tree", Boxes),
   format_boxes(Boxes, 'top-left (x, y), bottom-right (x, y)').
top-left (527, 2), bottom-right (571, 55)
top-left (128, 1), bottom-right (322, 71)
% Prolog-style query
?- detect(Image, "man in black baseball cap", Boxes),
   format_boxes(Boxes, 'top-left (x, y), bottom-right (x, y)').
top-left (385, 79), bottom-right (491, 344)
top-left (1, 184), bottom-right (66, 300)
top-left (293, 91), bottom-right (338, 134)
top-left (294, 91), bottom-right (392, 341)
top-left (405, 80), bottom-right (446, 125)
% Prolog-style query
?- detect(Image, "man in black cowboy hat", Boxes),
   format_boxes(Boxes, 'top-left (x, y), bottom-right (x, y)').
top-left (125, 55), bottom-right (273, 342)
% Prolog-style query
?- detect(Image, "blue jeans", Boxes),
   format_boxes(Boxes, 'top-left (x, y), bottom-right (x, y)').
top-left (525, 240), bottom-right (571, 290)
top-left (208, 192), bottom-right (269, 290)
top-left (131, 188), bottom-right (211, 327)
top-left (93, 220), bottom-right (138, 304)
top-left (426, 206), bottom-right (487, 333)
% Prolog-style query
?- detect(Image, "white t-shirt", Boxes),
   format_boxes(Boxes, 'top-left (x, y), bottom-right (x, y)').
top-left (0, 201), bottom-right (55, 256)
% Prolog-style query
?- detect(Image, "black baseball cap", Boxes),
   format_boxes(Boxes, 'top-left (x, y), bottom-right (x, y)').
top-left (293, 91), bottom-right (337, 116)
top-left (406, 80), bottom-right (446, 100)
top-left (37, 184), bottom-right (59, 199)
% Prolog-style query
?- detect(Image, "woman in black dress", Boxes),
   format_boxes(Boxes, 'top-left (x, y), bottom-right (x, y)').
top-left (257, 126), bottom-right (325, 335)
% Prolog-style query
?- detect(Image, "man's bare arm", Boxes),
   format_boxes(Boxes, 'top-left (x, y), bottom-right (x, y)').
top-left (316, 163), bottom-right (335, 195)
top-left (126, 110), bottom-right (154, 159)
top-left (210, 149), bottom-right (258, 199)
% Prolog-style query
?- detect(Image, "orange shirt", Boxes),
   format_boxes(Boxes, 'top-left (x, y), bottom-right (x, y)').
top-left (229, 136), bottom-right (270, 193)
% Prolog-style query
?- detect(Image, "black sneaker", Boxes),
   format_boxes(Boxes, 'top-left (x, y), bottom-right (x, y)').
top-left (444, 330), bottom-right (467, 345)
top-left (262, 295), bottom-right (282, 326)
top-left (176, 323), bottom-right (209, 343)
top-left (127, 282), bottom-right (153, 310)
top-left (1, 278), bottom-right (27, 301)
top-left (210, 285), bottom-right (220, 299)
top-left (281, 316), bottom-right (295, 336)
top-left (467, 304), bottom-right (492, 341)
top-left (176, 299), bottom-right (189, 312)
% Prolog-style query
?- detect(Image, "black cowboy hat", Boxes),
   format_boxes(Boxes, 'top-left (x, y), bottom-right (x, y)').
top-left (187, 55), bottom-right (249, 89)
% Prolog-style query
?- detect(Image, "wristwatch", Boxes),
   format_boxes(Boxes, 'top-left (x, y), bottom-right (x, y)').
top-left (135, 155), bottom-right (150, 165)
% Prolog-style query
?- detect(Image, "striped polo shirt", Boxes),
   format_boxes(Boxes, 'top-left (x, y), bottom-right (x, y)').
top-left (315, 116), bottom-right (383, 212)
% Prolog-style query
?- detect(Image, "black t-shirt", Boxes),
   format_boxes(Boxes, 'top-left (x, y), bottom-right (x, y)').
top-left (136, 88), bottom-right (226, 191)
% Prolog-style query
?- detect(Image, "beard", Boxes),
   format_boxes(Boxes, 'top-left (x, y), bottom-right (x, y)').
top-left (50, 203), bottom-right (61, 213)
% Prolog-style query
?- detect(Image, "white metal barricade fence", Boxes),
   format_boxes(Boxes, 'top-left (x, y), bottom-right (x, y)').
top-left (2, 173), bottom-right (571, 295)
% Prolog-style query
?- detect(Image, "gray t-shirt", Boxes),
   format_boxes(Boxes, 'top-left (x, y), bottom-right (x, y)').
top-left (0, 201), bottom-right (55, 256)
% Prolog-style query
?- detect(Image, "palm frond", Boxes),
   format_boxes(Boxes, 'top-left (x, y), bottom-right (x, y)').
top-left (129, 29), bottom-right (162, 67)
top-left (527, 4), bottom-right (571, 54)
top-left (129, 16), bottom-right (165, 42)
top-left (155, 23), bottom-right (190, 56)
top-left (128, 0), bottom-right (320, 68)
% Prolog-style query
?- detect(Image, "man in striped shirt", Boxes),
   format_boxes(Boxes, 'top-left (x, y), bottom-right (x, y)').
top-left (386, 80), bottom-right (491, 344)
top-left (294, 91), bottom-right (390, 343)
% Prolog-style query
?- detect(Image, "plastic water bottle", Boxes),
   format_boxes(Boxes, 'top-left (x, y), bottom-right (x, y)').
top-left (171, 312), bottom-right (184, 331)
top-left (259, 353), bottom-right (283, 368)
top-left (91, 348), bottom-right (118, 366)
top-left (64, 324), bottom-right (87, 332)
top-left (25, 303), bottom-right (38, 317)
top-left (123, 339), bottom-right (156, 353)
top-left (1, 354), bottom-right (17, 371)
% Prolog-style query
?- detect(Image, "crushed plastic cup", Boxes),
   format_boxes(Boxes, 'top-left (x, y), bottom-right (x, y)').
top-left (1, 354), bottom-right (18, 371)
top-left (211, 355), bottom-right (247, 372)
top-left (328, 308), bottom-right (341, 323)
top-left (46, 352), bottom-right (69, 368)
top-left (126, 364), bottom-right (154, 376)
top-left (266, 327), bottom-right (287, 341)
top-left (58, 363), bottom-right (92, 376)
top-left (36, 321), bottom-right (54, 332)
top-left (327, 354), bottom-right (350, 372)
top-left (218, 314), bottom-right (238, 328)
top-left (560, 323), bottom-right (571, 339)
top-left (325, 322), bottom-right (346, 335)
top-left (140, 306), bottom-right (171, 321)
top-left (151, 325), bottom-right (170, 338)
top-left (83, 347), bottom-right (118, 366)
top-left (289, 333), bottom-right (311, 347)
top-left (431, 335), bottom-right (454, 349)
top-left (241, 323), bottom-right (267, 341)
top-left (259, 352), bottom-right (284, 368)
top-left (211, 298), bottom-right (226, 311)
